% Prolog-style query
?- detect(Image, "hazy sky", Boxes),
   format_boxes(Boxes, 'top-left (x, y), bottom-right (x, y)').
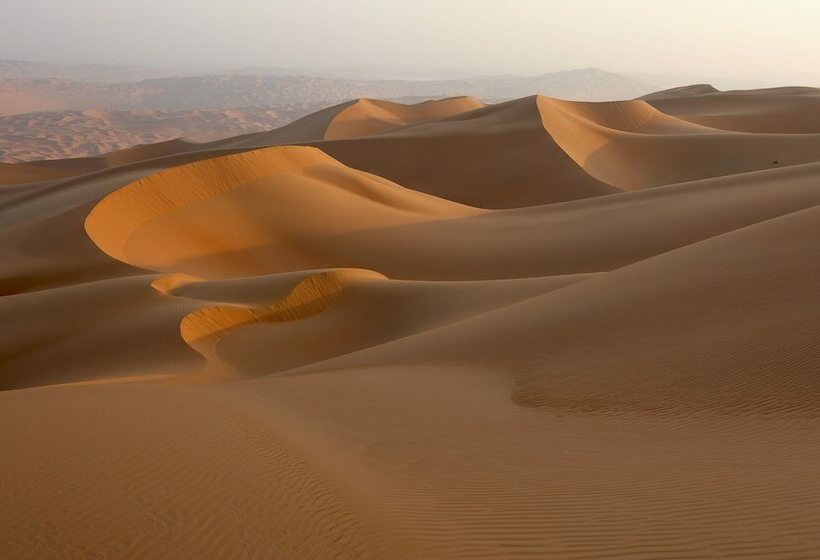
top-left (2, 0), bottom-right (819, 83)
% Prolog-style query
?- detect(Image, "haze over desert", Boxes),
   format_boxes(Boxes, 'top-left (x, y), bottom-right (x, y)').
top-left (2, 1), bottom-right (820, 558)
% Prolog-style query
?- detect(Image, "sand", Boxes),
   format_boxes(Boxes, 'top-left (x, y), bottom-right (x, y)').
top-left (0, 103), bottom-right (344, 164)
top-left (2, 87), bottom-right (820, 559)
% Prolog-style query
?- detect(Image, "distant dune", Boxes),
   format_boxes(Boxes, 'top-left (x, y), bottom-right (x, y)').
top-left (2, 85), bottom-right (820, 559)
top-left (0, 104), bottom-right (329, 163)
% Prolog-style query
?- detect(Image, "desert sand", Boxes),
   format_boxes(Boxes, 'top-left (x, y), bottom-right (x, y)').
top-left (2, 87), bottom-right (820, 559)
top-left (0, 105), bottom-right (332, 164)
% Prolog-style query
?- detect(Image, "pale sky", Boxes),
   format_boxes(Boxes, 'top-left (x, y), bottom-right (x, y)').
top-left (1, 0), bottom-right (819, 83)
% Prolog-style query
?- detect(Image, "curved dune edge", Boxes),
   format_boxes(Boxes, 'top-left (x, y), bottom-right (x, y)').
top-left (180, 269), bottom-right (385, 367)
top-left (84, 144), bottom-right (477, 274)
top-left (535, 96), bottom-right (716, 188)
top-left (324, 97), bottom-right (485, 140)
top-left (84, 146), bottom-right (329, 265)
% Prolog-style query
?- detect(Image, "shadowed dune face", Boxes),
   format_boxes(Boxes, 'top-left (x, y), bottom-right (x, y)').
top-left (3, 89), bottom-right (820, 559)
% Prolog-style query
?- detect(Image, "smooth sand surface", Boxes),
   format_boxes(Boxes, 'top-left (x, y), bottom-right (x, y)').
top-left (644, 85), bottom-right (820, 133)
top-left (2, 89), bottom-right (820, 559)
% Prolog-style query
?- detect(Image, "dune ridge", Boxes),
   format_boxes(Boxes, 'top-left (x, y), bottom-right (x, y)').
top-left (179, 269), bottom-right (381, 375)
top-left (323, 97), bottom-right (486, 139)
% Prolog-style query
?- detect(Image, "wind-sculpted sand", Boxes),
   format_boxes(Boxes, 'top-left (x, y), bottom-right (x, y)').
top-left (0, 105), bottom-right (336, 164)
top-left (2, 88), bottom-right (820, 559)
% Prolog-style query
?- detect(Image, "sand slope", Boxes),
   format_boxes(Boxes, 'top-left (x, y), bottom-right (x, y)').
top-left (2, 89), bottom-right (820, 559)
top-left (645, 85), bottom-right (820, 133)
top-left (537, 95), bottom-right (820, 188)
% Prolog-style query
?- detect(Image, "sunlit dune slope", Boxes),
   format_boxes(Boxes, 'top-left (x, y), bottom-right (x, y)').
top-left (84, 146), bottom-right (479, 277)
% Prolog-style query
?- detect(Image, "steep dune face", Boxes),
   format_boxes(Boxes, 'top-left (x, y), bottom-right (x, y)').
top-left (3, 90), bottom-right (820, 559)
top-left (537, 95), bottom-right (820, 188)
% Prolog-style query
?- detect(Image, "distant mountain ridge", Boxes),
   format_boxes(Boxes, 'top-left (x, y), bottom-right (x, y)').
top-left (0, 59), bottom-right (185, 83)
top-left (0, 64), bottom-right (657, 115)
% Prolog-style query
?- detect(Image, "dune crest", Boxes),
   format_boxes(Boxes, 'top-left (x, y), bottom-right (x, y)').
top-left (323, 97), bottom-right (486, 140)
top-left (180, 269), bottom-right (383, 373)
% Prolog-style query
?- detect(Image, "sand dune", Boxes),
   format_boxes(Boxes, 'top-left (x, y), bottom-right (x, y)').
top-left (536, 95), bottom-right (820, 188)
top-left (84, 146), bottom-right (479, 277)
top-left (174, 269), bottom-right (590, 379)
top-left (2, 88), bottom-right (820, 559)
top-left (308, 97), bottom-right (618, 207)
top-left (323, 97), bottom-right (486, 139)
top-left (644, 85), bottom-right (820, 133)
